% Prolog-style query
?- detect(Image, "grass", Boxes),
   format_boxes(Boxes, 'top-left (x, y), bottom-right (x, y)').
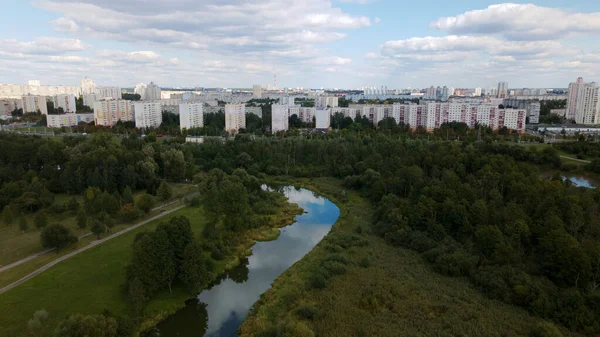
top-left (0, 183), bottom-right (194, 267)
top-left (0, 189), bottom-right (301, 337)
top-left (239, 177), bottom-right (580, 337)
top-left (0, 206), bottom-right (206, 337)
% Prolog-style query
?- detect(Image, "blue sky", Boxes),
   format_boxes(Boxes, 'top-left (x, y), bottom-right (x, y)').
top-left (1, 1), bottom-right (599, 89)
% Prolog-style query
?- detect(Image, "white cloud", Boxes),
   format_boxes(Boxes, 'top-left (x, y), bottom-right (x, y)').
top-left (431, 3), bottom-right (600, 40)
top-left (0, 37), bottom-right (86, 55)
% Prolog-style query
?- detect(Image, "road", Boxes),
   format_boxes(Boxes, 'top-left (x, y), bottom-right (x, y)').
top-left (0, 204), bottom-right (188, 295)
top-left (560, 155), bottom-right (591, 164)
top-left (0, 194), bottom-right (196, 274)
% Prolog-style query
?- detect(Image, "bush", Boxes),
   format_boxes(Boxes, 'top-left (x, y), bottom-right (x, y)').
top-left (359, 257), bottom-right (370, 268)
top-left (321, 261), bottom-right (347, 276)
top-left (307, 271), bottom-right (328, 289)
top-left (190, 196), bottom-right (201, 207)
top-left (295, 305), bottom-right (321, 321)
top-left (119, 204), bottom-right (139, 222)
top-left (40, 224), bottom-right (77, 252)
top-left (211, 247), bottom-right (224, 260)
top-left (529, 322), bottom-right (563, 337)
top-left (48, 203), bottom-right (66, 214)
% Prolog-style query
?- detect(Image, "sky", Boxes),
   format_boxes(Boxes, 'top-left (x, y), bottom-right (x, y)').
top-left (1, 0), bottom-right (599, 89)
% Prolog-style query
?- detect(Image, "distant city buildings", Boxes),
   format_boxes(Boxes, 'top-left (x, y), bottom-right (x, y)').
top-left (22, 95), bottom-right (48, 115)
top-left (53, 94), bottom-right (77, 113)
top-left (253, 85), bottom-right (262, 99)
top-left (145, 82), bottom-right (162, 101)
top-left (93, 99), bottom-right (134, 126)
top-left (225, 103), bottom-right (246, 133)
top-left (179, 103), bottom-right (204, 130)
top-left (133, 102), bottom-right (162, 129)
top-left (316, 96), bottom-right (338, 108)
top-left (95, 87), bottom-right (121, 100)
top-left (80, 77), bottom-right (96, 95)
top-left (0, 99), bottom-right (21, 117)
top-left (497, 81), bottom-right (508, 98)
top-left (566, 77), bottom-right (600, 124)
top-left (47, 113), bottom-right (94, 128)
top-left (271, 104), bottom-right (289, 134)
top-left (280, 96), bottom-right (295, 106)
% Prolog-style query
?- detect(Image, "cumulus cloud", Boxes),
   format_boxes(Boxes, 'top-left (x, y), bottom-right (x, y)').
top-left (431, 3), bottom-right (600, 40)
top-left (0, 37), bottom-right (86, 55)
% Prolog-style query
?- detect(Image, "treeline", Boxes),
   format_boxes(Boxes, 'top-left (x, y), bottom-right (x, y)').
top-left (188, 136), bottom-right (600, 335)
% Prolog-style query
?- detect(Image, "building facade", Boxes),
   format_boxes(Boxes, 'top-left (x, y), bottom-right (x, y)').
top-left (253, 85), bottom-right (262, 99)
top-left (316, 96), bottom-right (338, 108)
top-left (94, 100), bottom-right (134, 126)
top-left (22, 95), bottom-right (48, 115)
top-left (225, 104), bottom-right (246, 133)
top-left (497, 81), bottom-right (508, 98)
top-left (95, 87), bottom-right (121, 100)
top-left (133, 102), bottom-right (162, 129)
top-left (53, 94), bottom-right (77, 113)
top-left (145, 82), bottom-right (162, 101)
top-left (271, 104), bottom-right (289, 133)
top-left (567, 77), bottom-right (585, 120)
top-left (47, 113), bottom-right (94, 128)
top-left (179, 103), bottom-right (204, 130)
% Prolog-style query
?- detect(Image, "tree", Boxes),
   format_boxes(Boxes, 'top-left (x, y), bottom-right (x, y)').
top-left (67, 197), bottom-right (80, 212)
top-left (119, 204), bottom-right (139, 222)
top-left (3, 205), bottom-right (15, 225)
top-left (76, 209), bottom-right (88, 229)
top-left (136, 193), bottom-right (155, 213)
top-left (19, 217), bottom-right (29, 232)
top-left (34, 211), bottom-right (48, 230)
top-left (27, 309), bottom-right (49, 337)
top-left (157, 181), bottom-right (173, 201)
top-left (122, 186), bottom-right (134, 206)
top-left (40, 224), bottom-right (77, 252)
top-left (53, 314), bottom-right (118, 337)
top-left (91, 220), bottom-right (106, 239)
top-left (179, 242), bottom-right (211, 291)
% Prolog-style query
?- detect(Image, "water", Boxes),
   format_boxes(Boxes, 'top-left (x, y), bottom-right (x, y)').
top-left (156, 186), bottom-right (340, 337)
top-left (562, 175), bottom-right (596, 188)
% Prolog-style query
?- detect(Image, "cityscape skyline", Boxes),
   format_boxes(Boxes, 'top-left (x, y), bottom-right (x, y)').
top-left (1, 1), bottom-right (600, 88)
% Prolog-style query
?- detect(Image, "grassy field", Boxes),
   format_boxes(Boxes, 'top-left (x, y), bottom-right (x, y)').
top-left (0, 189), bottom-right (301, 337)
top-left (240, 178), bottom-right (579, 337)
top-left (0, 183), bottom-right (194, 267)
top-left (0, 206), bottom-right (207, 337)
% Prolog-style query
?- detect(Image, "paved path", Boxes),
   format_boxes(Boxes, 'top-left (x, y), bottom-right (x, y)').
top-left (0, 204), bottom-right (187, 295)
top-left (560, 155), bottom-right (591, 164)
top-left (0, 194), bottom-right (196, 274)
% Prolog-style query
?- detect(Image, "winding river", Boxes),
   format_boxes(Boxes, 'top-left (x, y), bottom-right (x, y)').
top-left (155, 186), bottom-right (340, 337)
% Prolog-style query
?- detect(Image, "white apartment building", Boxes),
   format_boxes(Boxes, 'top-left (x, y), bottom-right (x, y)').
top-left (253, 85), bottom-right (262, 99)
top-left (83, 94), bottom-right (96, 108)
top-left (315, 108), bottom-right (331, 129)
top-left (145, 82), bottom-right (161, 101)
top-left (94, 100), bottom-right (134, 126)
top-left (316, 96), bottom-right (338, 108)
top-left (134, 83), bottom-right (147, 100)
top-left (497, 81), bottom-right (508, 98)
top-left (0, 99), bottom-right (21, 117)
top-left (95, 87), bottom-right (121, 100)
top-left (567, 77), bottom-right (585, 121)
top-left (576, 84), bottom-right (600, 125)
top-left (47, 113), bottom-right (94, 128)
top-left (419, 102), bottom-right (526, 132)
top-left (298, 107), bottom-right (315, 123)
top-left (225, 104), bottom-right (246, 133)
top-left (280, 96), bottom-right (295, 106)
top-left (271, 104), bottom-right (289, 134)
top-left (179, 103), bottom-right (204, 130)
top-left (53, 94), bottom-right (77, 113)
top-left (80, 77), bottom-right (96, 95)
top-left (22, 95), bottom-right (48, 115)
top-left (1, 84), bottom-right (80, 99)
top-left (133, 102), bottom-right (162, 129)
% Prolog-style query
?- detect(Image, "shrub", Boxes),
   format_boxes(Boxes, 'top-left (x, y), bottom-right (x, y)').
top-left (321, 261), bottom-right (347, 276)
top-left (295, 305), bottom-right (321, 321)
top-left (359, 257), bottom-right (370, 268)
top-left (211, 247), bottom-right (224, 260)
top-left (307, 270), bottom-right (328, 289)
top-left (529, 322), bottom-right (563, 337)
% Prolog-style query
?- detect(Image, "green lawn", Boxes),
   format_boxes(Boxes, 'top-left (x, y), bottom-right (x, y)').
top-left (0, 206), bottom-right (207, 337)
top-left (240, 178), bottom-right (579, 337)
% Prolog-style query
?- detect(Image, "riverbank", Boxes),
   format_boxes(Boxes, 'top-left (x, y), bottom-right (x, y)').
top-left (239, 177), bottom-right (580, 337)
top-left (0, 193), bottom-right (301, 337)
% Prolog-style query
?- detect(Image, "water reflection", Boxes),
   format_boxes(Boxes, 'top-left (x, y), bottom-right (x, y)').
top-left (157, 186), bottom-right (340, 337)
top-left (563, 176), bottom-right (596, 189)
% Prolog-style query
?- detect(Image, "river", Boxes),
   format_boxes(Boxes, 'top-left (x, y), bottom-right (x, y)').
top-left (155, 186), bottom-right (340, 337)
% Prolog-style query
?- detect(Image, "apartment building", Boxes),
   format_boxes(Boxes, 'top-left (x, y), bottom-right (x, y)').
top-left (316, 96), bottom-right (339, 108)
top-left (22, 95), bottom-right (48, 115)
top-left (271, 104), bottom-right (289, 133)
top-left (46, 113), bottom-right (94, 128)
top-left (93, 100), bottom-right (134, 126)
top-left (179, 103), bottom-right (204, 130)
top-left (53, 94), bottom-right (77, 113)
top-left (225, 103), bottom-right (246, 133)
top-left (133, 102), bottom-right (162, 129)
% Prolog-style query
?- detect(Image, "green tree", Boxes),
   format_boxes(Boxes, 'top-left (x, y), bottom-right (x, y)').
top-left (122, 186), bottom-right (134, 205)
top-left (91, 220), bottom-right (106, 239)
top-left (157, 181), bottom-right (173, 201)
top-left (19, 217), bottom-right (29, 232)
top-left (26, 309), bottom-right (49, 337)
top-left (40, 224), bottom-right (77, 252)
top-left (53, 314), bottom-right (117, 337)
top-left (67, 197), bottom-right (80, 212)
top-left (3, 205), bottom-right (15, 226)
top-left (34, 211), bottom-right (48, 230)
top-left (179, 242), bottom-right (211, 291)
top-left (136, 193), bottom-right (155, 213)
top-left (119, 204), bottom-right (139, 222)
top-left (76, 209), bottom-right (87, 229)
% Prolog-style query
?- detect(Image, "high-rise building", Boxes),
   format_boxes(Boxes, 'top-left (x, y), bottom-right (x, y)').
top-left (316, 96), bottom-right (338, 108)
top-left (474, 87), bottom-right (482, 96)
top-left (566, 77), bottom-right (585, 121)
top-left (95, 87), bottom-right (121, 100)
top-left (576, 84), bottom-right (600, 125)
top-left (225, 103), bottom-right (246, 133)
top-left (0, 99), bottom-right (21, 117)
top-left (144, 82), bottom-right (161, 101)
top-left (94, 100), bottom-right (134, 126)
top-left (315, 108), bottom-right (331, 129)
top-left (497, 81), bottom-right (508, 98)
top-left (134, 83), bottom-right (147, 100)
top-left (22, 95), bottom-right (48, 115)
top-left (179, 103), bottom-right (204, 130)
top-left (271, 104), bottom-right (289, 134)
top-left (28, 80), bottom-right (40, 87)
top-left (280, 96), bottom-right (295, 106)
top-left (53, 94), bottom-right (77, 113)
top-left (253, 85), bottom-right (262, 99)
top-left (133, 102), bottom-right (162, 129)
top-left (80, 77), bottom-right (96, 95)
